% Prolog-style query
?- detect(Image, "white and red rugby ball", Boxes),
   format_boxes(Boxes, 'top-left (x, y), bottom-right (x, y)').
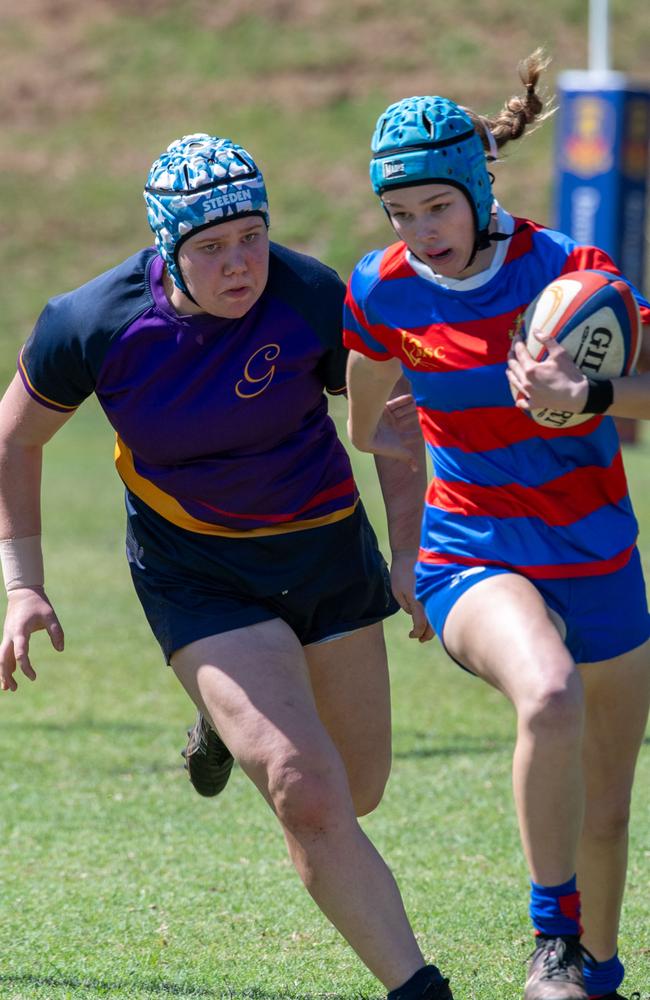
top-left (522, 269), bottom-right (641, 429)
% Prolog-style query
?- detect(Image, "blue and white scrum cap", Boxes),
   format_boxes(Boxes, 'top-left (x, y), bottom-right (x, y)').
top-left (144, 133), bottom-right (269, 293)
top-left (369, 96), bottom-right (494, 237)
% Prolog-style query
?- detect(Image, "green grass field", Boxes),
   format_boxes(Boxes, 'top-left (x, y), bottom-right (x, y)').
top-left (1, 2), bottom-right (649, 998)
top-left (0, 401), bottom-right (648, 1000)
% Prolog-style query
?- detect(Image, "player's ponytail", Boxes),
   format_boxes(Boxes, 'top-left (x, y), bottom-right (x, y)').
top-left (464, 49), bottom-right (555, 157)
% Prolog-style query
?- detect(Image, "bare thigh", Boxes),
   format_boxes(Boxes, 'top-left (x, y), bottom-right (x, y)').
top-left (442, 572), bottom-right (574, 705)
top-left (305, 622), bottom-right (391, 815)
top-left (171, 618), bottom-right (353, 812)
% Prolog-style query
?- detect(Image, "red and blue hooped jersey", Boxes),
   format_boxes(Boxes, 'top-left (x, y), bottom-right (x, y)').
top-left (344, 216), bottom-right (650, 579)
top-left (20, 244), bottom-right (357, 537)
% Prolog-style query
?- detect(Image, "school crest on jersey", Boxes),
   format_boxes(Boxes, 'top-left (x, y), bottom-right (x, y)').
top-left (400, 330), bottom-right (446, 369)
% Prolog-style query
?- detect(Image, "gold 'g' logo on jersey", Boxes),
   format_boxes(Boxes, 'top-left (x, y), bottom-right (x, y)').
top-left (235, 343), bottom-right (280, 399)
top-left (400, 330), bottom-right (446, 368)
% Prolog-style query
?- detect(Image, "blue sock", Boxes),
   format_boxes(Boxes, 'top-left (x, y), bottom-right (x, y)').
top-left (529, 875), bottom-right (582, 937)
top-left (583, 952), bottom-right (624, 998)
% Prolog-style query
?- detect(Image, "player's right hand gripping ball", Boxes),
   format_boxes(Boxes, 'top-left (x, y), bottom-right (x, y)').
top-left (521, 269), bottom-right (641, 429)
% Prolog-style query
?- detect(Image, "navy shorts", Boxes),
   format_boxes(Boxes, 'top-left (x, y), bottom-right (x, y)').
top-left (416, 547), bottom-right (650, 665)
top-left (125, 492), bottom-right (399, 662)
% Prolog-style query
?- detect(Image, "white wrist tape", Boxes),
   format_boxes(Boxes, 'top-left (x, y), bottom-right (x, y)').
top-left (0, 535), bottom-right (44, 592)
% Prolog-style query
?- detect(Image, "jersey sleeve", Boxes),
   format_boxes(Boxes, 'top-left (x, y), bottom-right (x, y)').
top-left (18, 249), bottom-right (155, 412)
top-left (561, 244), bottom-right (650, 326)
top-left (294, 255), bottom-right (349, 395)
top-left (266, 243), bottom-right (350, 395)
top-left (18, 295), bottom-right (98, 412)
top-left (313, 273), bottom-right (349, 395)
top-left (343, 257), bottom-right (393, 361)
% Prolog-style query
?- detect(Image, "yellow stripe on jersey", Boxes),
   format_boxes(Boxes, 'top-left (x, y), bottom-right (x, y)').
top-left (114, 436), bottom-right (358, 538)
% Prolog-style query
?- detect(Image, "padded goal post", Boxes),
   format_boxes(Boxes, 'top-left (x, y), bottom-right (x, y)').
top-left (554, 70), bottom-right (650, 443)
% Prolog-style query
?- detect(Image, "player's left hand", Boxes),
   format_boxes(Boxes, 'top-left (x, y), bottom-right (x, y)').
top-left (370, 393), bottom-right (423, 471)
top-left (506, 332), bottom-right (588, 413)
top-left (383, 392), bottom-right (421, 438)
top-left (390, 550), bottom-right (434, 642)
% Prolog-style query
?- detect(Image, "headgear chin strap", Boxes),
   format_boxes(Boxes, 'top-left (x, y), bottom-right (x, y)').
top-left (467, 222), bottom-right (530, 270)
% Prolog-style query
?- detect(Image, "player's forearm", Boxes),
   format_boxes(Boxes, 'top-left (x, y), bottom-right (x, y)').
top-left (606, 373), bottom-right (650, 420)
top-left (0, 438), bottom-right (43, 539)
top-left (0, 439), bottom-right (45, 593)
top-left (346, 351), bottom-right (402, 450)
top-left (374, 448), bottom-right (426, 556)
top-left (0, 374), bottom-right (73, 540)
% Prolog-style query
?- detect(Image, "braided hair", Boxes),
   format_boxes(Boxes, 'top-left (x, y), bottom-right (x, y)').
top-left (463, 49), bottom-right (555, 158)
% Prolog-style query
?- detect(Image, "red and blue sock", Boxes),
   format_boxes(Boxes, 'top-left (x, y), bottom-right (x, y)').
top-left (529, 875), bottom-right (583, 937)
top-left (583, 952), bottom-right (624, 998)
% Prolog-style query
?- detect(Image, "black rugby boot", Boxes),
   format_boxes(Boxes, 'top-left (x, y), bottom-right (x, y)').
top-left (181, 712), bottom-right (234, 797)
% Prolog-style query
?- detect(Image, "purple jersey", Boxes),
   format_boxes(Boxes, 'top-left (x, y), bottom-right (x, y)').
top-left (20, 244), bottom-right (357, 536)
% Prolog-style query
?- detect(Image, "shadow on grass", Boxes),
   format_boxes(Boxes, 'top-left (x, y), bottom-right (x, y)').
top-left (0, 719), bottom-right (167, 734)
top-left (0, 719), bottom-right (185, 776)
top-left (393, 733), bottom-right (511, 759)
top-left (0, 974), bottom-right (359, 999)
top-left (393, 734), bottom-right (650, 760)
top-left (2, 723), bottom-right (648, 768)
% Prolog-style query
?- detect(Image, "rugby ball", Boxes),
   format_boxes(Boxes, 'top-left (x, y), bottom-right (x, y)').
top-left (522, 269), bottom-right (641, 429)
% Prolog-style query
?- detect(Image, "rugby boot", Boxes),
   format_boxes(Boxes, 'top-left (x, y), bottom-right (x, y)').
top-left (181, 712), bottom-right (234, 797)
top-left (420, 971), bottom-right (453, 1000)
top-left (388, 964), bottom-right (453, 1000)
top-left (524, 935), bottom-right (589, 1000)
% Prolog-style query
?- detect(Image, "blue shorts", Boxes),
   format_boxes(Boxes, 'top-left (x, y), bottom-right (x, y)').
top-left (416, 547), bottom-right (650, 665)
top-left (125, 492), bottom-right (398, 663)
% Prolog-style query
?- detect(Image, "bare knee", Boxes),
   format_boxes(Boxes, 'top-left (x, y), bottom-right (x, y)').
top-left (268, 753), bottom-right (353, 835)
top-left (518, 668), bottom-right (585, 737)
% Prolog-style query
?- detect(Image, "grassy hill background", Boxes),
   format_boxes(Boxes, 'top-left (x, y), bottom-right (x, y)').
top-left (2, 0), bottom-right (650, 384)
top-left (1, 4), bottom-right (649, 1000)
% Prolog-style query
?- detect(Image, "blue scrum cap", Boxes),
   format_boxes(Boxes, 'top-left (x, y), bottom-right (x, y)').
top-left (144, 133), bottom-right (269, 293)
top-left (369, 96), bottom-right (493, 234)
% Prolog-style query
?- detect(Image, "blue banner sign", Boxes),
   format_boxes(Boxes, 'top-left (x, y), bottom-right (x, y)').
top-left (555, 70), bottom-right (650, 291)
